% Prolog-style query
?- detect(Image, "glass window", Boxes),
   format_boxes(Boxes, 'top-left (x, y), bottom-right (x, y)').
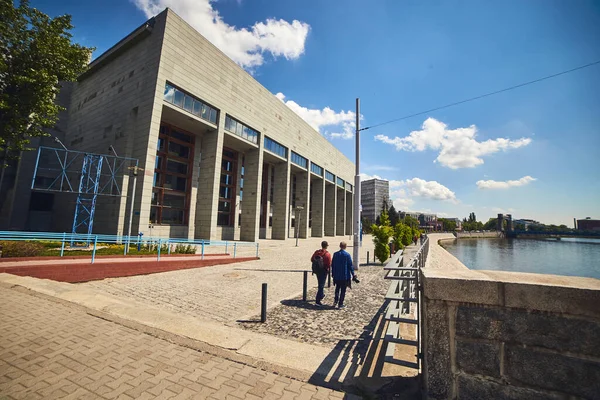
top-left (168, 142), bottom-right (190, 159)
top-left (167, 159), bottom-right (188, 175)
top-left (183, 95), bottom-right (193, 112)
top-left (225, 115), bottom-right (260, 145)
top-left (218, 147), bottom-right (238, 226)
top-left (164, 84), bottom-right (174, 103)
top-left (264, 136), bottom-right (287, 158)
top-left (164, 175), bottom-right (187, 192)
top-left (337, 177), bottom-right (344, 187)
top-left (291, 152), bottom-right (307, 168)
top-left (325, 171), bottom-right (335, 182)
top-left (152, 123), bottom-right (194, 225)
top-left (173, 90), bottom-right (184, 107)
top-left (163, 83), bottom-right (218, 125)
top-left (311, 162), bottom-right (323, 176)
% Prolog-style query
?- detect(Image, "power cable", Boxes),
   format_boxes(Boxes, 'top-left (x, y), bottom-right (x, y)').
top-left (359, 59), bottom-right (600, 131)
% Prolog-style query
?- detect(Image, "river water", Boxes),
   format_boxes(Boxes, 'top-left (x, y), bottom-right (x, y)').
top-left (442, 237), bottom-right (600, 280)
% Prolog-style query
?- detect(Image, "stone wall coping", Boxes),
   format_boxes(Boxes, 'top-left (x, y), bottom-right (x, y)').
top-left (423, 234), bottom-right (600, 318)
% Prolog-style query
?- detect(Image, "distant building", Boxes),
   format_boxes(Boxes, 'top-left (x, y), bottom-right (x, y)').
top-left (446, 218), bottom-right (463, 231)
top-left (513, 219), bottom-right (540, 230)
top-left (361, 178), bottom-right (389, 225)
top-left (399, 211), bottom-right (442, 231)
top-left (577, 218), bottom-right (600, 231)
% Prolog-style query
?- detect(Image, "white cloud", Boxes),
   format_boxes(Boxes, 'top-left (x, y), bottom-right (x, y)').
top-left (359, 174), bottom-right (457, 209)
top-left (477, 176), bottom-right (536, 190)
top-left (275, 92), bottom-right (357, 139)
top-left (364, 164), bottom-right (398, 172)
top-left (491, 207), bottom-right (516, 214)
top-left (374, 117), bottom-right (532, 169)
top-left (132, 0), bottom-right (310, 69)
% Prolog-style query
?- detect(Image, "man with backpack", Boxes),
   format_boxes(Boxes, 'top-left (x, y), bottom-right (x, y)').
top-left (331, 241), bottom-right (357, 309)
top-left (311, 241), bottom-right (332, 306)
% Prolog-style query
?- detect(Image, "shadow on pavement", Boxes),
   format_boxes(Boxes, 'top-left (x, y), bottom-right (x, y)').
top-left (280, 299), bottom-right (337, 311)
top-left (307, 299), bottom-right (421, 399)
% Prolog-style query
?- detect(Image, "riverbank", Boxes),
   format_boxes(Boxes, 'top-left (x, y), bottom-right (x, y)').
top-left (455, 231), bottom-right (501, 238)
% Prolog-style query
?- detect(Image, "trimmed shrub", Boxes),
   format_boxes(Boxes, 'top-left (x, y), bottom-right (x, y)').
top-left (0, 241), bottom-right (45, 258)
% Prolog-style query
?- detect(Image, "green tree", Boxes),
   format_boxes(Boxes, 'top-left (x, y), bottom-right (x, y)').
top-left (0, 0), bottom-right (93, 159)
top-left (372, 210), bottom-right (393, 264)
top-left (403, 214), bottom-right (419, 229)
top-left (483, 218), bottom-right (497, 231)
top-left (439, 218), bottom-right (457, 231)
top-left (388, 205), bottom-right (399, 226)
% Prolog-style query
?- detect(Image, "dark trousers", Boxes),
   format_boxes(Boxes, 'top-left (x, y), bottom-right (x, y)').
top-left (334, 280), bottom-right (348, 306)
top-left (316, 272), bottom-right (327, 303)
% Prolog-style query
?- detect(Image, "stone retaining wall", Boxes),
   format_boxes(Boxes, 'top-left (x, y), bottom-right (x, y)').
top-left (455, 231), bottom-right (501, 238)
top-left (422, 235), bottom-right (600, 399)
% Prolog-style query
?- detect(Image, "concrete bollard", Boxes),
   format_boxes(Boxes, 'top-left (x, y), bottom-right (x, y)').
top-left (367, 251), bottom-right (370, 265)
top-left (261, 283), bottom-right (267, 323)
top-left (303, 271), bottom-right (308, 301)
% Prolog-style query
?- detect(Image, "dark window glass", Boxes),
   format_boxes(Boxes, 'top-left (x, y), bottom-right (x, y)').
top-left (222, 160), bottom-right (234, 172)
top-left (162, 209), bottom-right (184, 225)
top-left (163, 193), bottom-right (185, 208)
top-left (223, 149), bottom-right (236, 159)
top-left (218, 201), bottom-right (231, 212)
top-left (218, 147), bottom-right (238, 226)
top-left (163, 83), bottom-right (218, 125)
top-left (221, 174), bottom-right (233, 185)
top-left (219, 186), bottom-right (233, 199)
top-left (168, 142), bottom-right (190, 159)
top-left (164, 175), bottom-right (187, 192)
top-left (209, 109), bottom-right (217, 124)
top-left (201, 104), bottom-right (209, 120)
top-left (192, 100), bottom-right (202, 116)
top-left (153, 123), bottom-right (194, 225)
top-left (217, 213), bottom-right (230, 226)
top-left (167, 159), bottom-right (188, 175)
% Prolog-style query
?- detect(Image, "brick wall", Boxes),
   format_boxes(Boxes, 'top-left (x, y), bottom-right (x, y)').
top-left (422, 257), bottom-right (600, 399)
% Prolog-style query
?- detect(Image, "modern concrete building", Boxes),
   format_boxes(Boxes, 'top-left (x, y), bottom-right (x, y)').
top-left (360, 178), bottom-right (389, 224)
top-left (0, 8), bottom-right (356, 242)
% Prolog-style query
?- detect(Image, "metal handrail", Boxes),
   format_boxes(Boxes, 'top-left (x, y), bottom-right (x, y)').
top-left (0, 230), bottom-right (260, 263)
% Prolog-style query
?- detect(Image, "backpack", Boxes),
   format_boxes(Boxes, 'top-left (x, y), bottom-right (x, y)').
top-left (312, 252), bottom-right (325, 274)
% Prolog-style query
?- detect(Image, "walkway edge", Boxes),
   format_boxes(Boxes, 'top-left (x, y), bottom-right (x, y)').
top-left (0, 273), bottom-right (339, 382)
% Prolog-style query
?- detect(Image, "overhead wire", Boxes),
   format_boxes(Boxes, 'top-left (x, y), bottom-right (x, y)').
top-left (359, 60), bottom-right (600, 131)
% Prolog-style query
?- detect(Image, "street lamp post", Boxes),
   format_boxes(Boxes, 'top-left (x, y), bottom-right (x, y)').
top-left (295, 206), bottom-right (304, 247)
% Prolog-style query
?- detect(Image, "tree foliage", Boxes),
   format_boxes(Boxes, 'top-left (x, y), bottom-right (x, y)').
top-left (371, 210), bottom-right (393, 264)
top-left (388, 205), bottom-right (399, 226)
top-left (438, 218), bottom-right (457, 231)
top-left (0, 0), bottom-right (93, 159)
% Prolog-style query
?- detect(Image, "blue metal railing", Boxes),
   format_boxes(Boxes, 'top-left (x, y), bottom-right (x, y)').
top-left (0, 231), bottom-right (259, 264)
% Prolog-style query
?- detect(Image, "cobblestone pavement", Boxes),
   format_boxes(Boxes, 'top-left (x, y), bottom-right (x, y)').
top-left (238, 264), bottom-right (389, 350)
top-left (82, 236), bottom-right (376, 325)
top-left (238, 244), bottom-right (421, 350)
top-left (0, 288), bottom-right (352, 400)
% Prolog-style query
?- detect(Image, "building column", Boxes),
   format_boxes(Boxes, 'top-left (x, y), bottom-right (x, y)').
top-left (271, 160), bottom-right (290, 240)
top-left (324, 183), bottom-right (336, 236)
top-left (195, 127), bottom-right (224, 240)
top-left (336, 187), bottom-right (346, 236)
top-left (346, 190), bottom-right (353, 235)
top-left (240, 147), bottom-right (264, 242)
top-left (295, 170), bottom-right (310, 239)
top-left (311, 177), bottom-right (325, 237)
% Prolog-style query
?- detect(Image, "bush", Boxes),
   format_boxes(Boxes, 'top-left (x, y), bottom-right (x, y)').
top-left (174, 244), bottom-right (196, 254)
top-left (0, 241), bottom-right (45, 258)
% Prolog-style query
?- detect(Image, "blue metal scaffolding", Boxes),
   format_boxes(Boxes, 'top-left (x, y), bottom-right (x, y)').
top-left (31, 146), bottom-right (138, 245)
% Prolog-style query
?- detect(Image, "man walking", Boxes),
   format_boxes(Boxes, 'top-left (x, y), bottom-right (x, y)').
top-left (331, 241), bottom-right (356, 309)
top-left (311, 241), bottom-right (332, 306)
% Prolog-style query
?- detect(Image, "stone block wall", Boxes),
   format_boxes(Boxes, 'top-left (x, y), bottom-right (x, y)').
top-left (422, 252), bottom-right (600, 399)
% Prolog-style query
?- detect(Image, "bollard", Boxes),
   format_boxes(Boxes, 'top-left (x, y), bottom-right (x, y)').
top-left (157, 239), bottom-right (162, 261)
top-left (168, 240), bottom-right (171, 255)
top-left (201, 242), bottom-right (205, 260)
top-left (233, 242), bottom-right (237, 258)
top-left (303, 271), bottom-right (308, 301)
top-left (367, 251), bottom-right (369, 265)
top-left (261, 283), bottom-right (267, 323)
top-left (91, 235), bottom-right (98, 264)
top-left (225, 241), bottom-right (228, 255)
top-left (256, 243), bottom-right (259, 258)
top-left (327, 271), bottom-right (331, 288)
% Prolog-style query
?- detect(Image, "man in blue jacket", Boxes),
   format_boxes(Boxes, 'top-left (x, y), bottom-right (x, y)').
top-left (331, 241), bottom-right (356, 309)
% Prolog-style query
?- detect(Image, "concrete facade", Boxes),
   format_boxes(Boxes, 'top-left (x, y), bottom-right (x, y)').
top-left (360, 178), bottom-right (389, 224)
top-left (0, 9), bottom-right (355, 242)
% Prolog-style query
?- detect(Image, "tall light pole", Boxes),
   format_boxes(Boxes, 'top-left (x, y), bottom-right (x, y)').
top-left (353, 98), bottom-right (361, 270)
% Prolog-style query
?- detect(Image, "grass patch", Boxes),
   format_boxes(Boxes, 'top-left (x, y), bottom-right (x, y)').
top-left (0, 241), bottom-right (198, 257)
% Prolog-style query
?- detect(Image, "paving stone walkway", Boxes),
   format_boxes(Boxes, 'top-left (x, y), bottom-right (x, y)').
top-left (0, 288), bottom-right (351, 400)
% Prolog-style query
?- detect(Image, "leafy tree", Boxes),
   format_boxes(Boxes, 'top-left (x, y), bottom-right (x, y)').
top-left (514, 223), bottom-right (526, 231)
top-left (0, 0), bottom-right (93, 160)
top-left (439, 218), bottom-right (457, 231)
top-left (371, 210), bottom-right (393, 264)
top-left (388, 205), bottom-right (399, 226)
top-left (403, 214), bottom-right (419, 229)
top-left (483, 218), bottom-right (497, 231)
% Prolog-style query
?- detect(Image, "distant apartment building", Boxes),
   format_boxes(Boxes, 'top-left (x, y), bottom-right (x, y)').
top-left (0, 9), bottom-right (356, 241)
top-left (576, 218), bottom-right (600, 231)
top-left (513, 219), bottom-right (540, 230)
top-left (361, 178), bottom-right (389, 224)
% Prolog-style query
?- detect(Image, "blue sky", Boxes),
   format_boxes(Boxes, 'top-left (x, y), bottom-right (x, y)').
top-left (31, 0), bottom-right (600, 225)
